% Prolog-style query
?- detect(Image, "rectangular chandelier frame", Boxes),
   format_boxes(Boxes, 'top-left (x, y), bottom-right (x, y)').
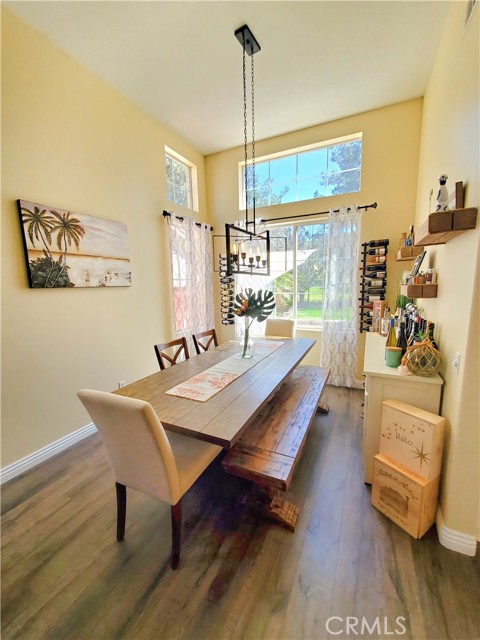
top-left (225, 224), bottom-right (270, 276)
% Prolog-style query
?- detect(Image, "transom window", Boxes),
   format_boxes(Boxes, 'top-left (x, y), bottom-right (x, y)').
top-left (268, 222), bottom-right (328, 328)
top-left (165, 147), bottom-right (197, 211)
top-left (240, 134), bottom-right (362, 209)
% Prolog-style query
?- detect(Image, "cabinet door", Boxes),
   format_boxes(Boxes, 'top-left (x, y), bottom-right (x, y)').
top-left (363, 376), bottom-right (442, 483)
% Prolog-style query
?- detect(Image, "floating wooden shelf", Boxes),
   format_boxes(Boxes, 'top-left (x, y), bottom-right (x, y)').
top-left (400, 284), bottom-right (437, 299)
top-left (414, 207), bottom-right (477, 246)
top-left (395, 246), bottom-right (424, 261)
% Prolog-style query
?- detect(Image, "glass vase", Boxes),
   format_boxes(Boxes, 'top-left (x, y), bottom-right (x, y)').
top-left (240, 318), bottom-right (255, 358)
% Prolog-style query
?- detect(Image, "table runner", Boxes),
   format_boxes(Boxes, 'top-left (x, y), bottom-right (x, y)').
top-left (165, 340), bottom-right (284, 402)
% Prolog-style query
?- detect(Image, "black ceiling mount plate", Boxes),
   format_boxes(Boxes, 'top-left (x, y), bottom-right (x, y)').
top-left (234, 24), bottom-right (261, 56)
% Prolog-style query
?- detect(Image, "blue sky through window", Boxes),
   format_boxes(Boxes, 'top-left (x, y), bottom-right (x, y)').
top-left (242, 136), bottom-right (362, 208)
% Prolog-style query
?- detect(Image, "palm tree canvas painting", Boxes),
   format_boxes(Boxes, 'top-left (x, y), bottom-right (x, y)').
top-left (17, 200), bottom-right (132, 288)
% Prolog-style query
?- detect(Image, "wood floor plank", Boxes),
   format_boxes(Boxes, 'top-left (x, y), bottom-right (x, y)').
top-left (2, 386), bottom-right (479, 640)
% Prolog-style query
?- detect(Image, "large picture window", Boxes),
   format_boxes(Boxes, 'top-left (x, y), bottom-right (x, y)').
top-left (240, 134), bottom-right (362, 209)
top-left (268, 222), bottom-right (328, 328)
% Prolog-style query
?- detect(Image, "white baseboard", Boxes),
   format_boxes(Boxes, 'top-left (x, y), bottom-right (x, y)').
top-left (0, 422), bottom-right (97, 485)
top-left (436, 507), bottom-right (477, 557)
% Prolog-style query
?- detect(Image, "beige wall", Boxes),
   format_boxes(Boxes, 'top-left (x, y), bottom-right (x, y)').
top-left (206, 100), bottom-right (423, 376)
top-left (414, 2), bottom-right (479, 537)
top-left (1, 10), bottom-right (209, 466)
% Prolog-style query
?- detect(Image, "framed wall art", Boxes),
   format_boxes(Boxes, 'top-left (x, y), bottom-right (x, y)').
top-left (17, 200), bottom-right (132, 288)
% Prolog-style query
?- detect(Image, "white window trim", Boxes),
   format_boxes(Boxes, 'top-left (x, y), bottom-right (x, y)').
top-left (165, 146), bottom-right (199, 212)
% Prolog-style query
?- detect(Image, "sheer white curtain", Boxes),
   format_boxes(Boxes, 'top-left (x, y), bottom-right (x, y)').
top-left (167, 215), bottom-right (214, 351)
top-left (320, 205), bottom-right (361, 387)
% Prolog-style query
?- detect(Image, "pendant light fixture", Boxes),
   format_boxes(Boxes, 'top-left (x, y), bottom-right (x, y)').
top-left (225, 24), bottom-right (270, 276)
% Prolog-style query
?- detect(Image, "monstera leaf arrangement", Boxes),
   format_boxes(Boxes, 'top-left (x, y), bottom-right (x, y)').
top-left (233, 288), bottom-right (275, 357)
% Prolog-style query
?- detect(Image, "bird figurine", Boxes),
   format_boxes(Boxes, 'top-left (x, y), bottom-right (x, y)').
top-left (436, 174), bottom-right (449, 211)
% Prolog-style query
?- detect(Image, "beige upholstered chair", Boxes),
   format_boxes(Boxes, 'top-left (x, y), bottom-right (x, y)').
top-left (154, 337), bottom-right (189, 370)
top-left (77, 389), bottom-right (221, 569)
top-left (192, 328), bottom-right (218, 355)
top-left (265, 318), bottom-right (296, 338)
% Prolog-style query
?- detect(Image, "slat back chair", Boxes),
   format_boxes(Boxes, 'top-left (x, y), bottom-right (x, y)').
top-left (265, 318), bottom-right (296, 338)
top-left (77, 389), bottom-right (221, 569)
top-left (154, 337), bottom-right (189, 370)
top-left (192, 329), bottom-right (218, 355)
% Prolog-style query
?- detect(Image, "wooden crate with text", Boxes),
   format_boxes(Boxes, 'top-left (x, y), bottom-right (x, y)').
top-left (371, 453), bottom-right (439, 538)
top-left (379, 399), bottom-right (445, 481)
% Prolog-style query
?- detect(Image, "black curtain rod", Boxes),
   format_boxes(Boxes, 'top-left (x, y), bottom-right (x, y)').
top-left (260, 201), bottom-right (377, 224)
top-left (162, 210), bottom-right (213, 231)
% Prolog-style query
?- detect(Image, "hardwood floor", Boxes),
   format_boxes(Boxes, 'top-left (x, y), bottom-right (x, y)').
top-left (2, 386), bottom-right (479, 639)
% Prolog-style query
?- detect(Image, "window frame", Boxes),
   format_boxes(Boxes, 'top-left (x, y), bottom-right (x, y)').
top-left (268, 218), bottom-right (328, 330)
top-left (238, 133), bottom-right (362, 210)
top-left (165, 146), bottom-right (199, 212)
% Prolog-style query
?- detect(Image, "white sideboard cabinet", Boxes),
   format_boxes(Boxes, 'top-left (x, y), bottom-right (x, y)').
top-left (362, 333), bottom-right (443, 483)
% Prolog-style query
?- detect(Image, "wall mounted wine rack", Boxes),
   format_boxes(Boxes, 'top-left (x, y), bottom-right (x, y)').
top-left (359, 239), bottom-right (389, 333)
top-left (219, 253), bottom-right (235, 326)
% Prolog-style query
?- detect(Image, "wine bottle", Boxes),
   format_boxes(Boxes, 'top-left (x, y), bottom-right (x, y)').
top-left (385, 318), bottom-right (397, 348)
top-left (380, 308), bottom-right (390, 336)
top-left (396, 321), bottom-right (408, 356)
top-left (366, 247), bottom-right (386, 256)
top-left (362, 278), bottom-right (385, 287)
top-left (363, 239), bottom-right (389, 247)
top-left (363, 287), bottom-right (386, 294)
top-left (366, 256), bottom-right (386, 264)
top-left (405, 316), bottom-right (412, 337)
top-left (420, 318), bottom-right (427, 335)
top-left (362, 264), bottom-right (386, 272)
top-left (428, 322), bottom-right (438, 349)
top-left (362, 272), bottom-right (386, 280)
top-left (408, 319), bottom-right (419, 346)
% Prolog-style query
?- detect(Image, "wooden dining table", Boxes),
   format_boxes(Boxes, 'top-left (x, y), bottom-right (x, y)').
top-left (114, 337), bottom-right (315, 449)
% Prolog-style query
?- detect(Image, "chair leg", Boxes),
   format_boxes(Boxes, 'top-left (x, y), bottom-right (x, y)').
top-left (170, 501), bottom-right (182, 570)
top-left (116, 482), bottom-right (126, 541)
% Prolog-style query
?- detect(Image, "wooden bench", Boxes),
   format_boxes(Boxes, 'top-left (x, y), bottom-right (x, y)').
top-left (222, 365), bottom-right (330, 530)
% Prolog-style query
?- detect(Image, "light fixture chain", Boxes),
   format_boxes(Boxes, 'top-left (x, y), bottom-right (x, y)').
top-left (251, 50), bottom-right (256, 232)
top-left (227, 25), bottom-right (270, 279)
top-left (242, 35), bottom-right (249, 226)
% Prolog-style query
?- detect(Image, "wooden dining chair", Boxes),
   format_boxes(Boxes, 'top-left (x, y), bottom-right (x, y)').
top-left (77, 389), bottom-right (221, 569)
top-left (154, 337), bottom-right (189, 370)
top-left (192, 328), bottom-right (218, 355)
top-left (265, 318), bottom-right (296, 338)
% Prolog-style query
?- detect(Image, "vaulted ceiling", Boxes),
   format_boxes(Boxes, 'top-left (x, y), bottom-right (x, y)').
top-left (6, 1), bottom-right (450, 155)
